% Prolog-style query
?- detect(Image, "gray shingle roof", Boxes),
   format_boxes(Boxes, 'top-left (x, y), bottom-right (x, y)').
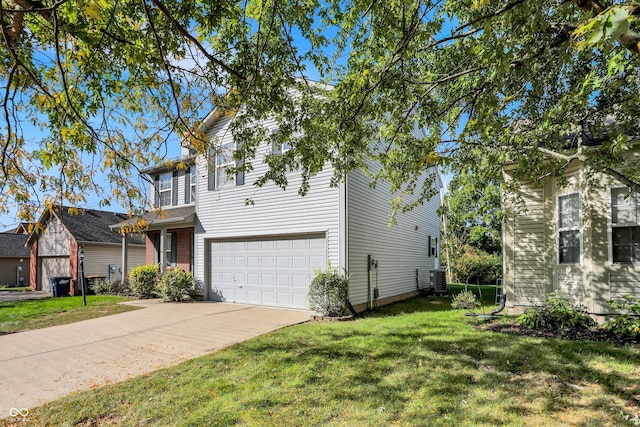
top-left (0, 233), bottom-right (30, 257)
top-left (54, 207), bottom-right (145, 245)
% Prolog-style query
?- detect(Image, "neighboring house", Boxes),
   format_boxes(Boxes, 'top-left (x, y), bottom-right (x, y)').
top-left (0, 233), bottom-right (30, 287)
top-left (115, 110), bottom-right (443, 311)
top-left (503, 146), bottom-right (640, 318)
top-left (27, 207), bottom-right (146, 293)
top-left (14, 223), bottom-right (32, 234)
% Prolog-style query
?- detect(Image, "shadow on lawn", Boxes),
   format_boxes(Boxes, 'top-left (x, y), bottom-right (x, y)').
top-left (238, 297), bottom-right (639, 425)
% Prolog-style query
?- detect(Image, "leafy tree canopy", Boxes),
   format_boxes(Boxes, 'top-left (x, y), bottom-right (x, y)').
top-left (1, 0), bottom-right (638, 221)
top-left (443, 156), bottom-right (502, 254)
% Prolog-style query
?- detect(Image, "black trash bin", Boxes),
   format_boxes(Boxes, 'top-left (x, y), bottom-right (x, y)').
top-left (50, 276), bottom-right (71, 297)
top-left (84, 276), bottom-right (106, 295)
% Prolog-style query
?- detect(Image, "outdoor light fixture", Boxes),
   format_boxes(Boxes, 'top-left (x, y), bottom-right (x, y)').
top-left (79, 247), bottom-right (86, 306)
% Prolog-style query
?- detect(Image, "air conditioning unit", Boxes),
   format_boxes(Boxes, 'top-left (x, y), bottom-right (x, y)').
top-left (430, 270), bottom-right (447, 294)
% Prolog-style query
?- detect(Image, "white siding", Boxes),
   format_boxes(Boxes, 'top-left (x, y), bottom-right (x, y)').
top-left (347, 163), bottom-right (440, 307)
top-left (83, 244), bottom-right (146, 281)
top-left (508, 182), bottom-right (547, 305)
top-left (194, 116), bottom-right (341, 295)
top-left (38, 217), bottom-right (70, 256)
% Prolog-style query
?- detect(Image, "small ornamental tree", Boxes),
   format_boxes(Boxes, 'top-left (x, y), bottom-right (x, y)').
top-left (128, 265), bottom-right (160, 298)
top-left (158, 267), bottom-right (196, 302)
top-left (308, 268), bottom-right (349, 317)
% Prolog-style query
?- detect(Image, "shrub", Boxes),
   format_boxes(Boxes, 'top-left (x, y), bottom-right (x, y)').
top-left (450, 245), bottom-right (501, 285)
top-left (451, 289), bottom-right (480, 310)
top-left (157, 267), bottom-right (195, 302)
top-left (603, 296), bottom-right (640, 341)
top-left (517, 293), bottom-right (596, 332)
top-left (308, 268), bottom-right (349, 317)
top-left (129, 264), bottom-right (159, 298)
top-left (89, 278), bottom-right (132, 295)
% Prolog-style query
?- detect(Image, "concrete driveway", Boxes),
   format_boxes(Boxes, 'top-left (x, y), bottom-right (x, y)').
top-left (0, 300), bottom-right (311, 418)
top-left (0, 291), bottom-right (51, 303)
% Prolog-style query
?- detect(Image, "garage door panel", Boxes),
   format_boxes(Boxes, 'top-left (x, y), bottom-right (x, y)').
top-left (277, 275), bottom-right (291, 286)
top-left (310, 256), bottom-right (325, 268)
top-left (210, 236), bottom-right (326, 309)
top-left (277, 292), bottom-right (291, 305)
top-left (276, 240), bottom-right (290, 250)
top-left (292, 256), bottom-right (307, 268)
top-left (262, 292), bottom-right (275, 303)
top-left (292, 294), bottom-right (307, 306)
top-left (292, 275), bottom-right (308, 287)
top-left (293, 240), bottom-right (307, 250)
top-left (262, 257), bottom-right (275, 268)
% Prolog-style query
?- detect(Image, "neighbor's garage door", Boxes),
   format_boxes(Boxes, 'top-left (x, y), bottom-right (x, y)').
top-left (40, 256), bottom-right (69, 291)
top-left (210, 236), bottom-right (326, 309)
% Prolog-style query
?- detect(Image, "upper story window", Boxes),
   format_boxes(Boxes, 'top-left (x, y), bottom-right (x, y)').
top-left (272, 140), bottom-right (291, 155)
top-left (558, 192), bottom-right (581, 264)
top-left (159, 173), bottom-right (172, 207)
top-left (208, 141), bottom-right (244, 190)
top-left (185, 166), bottom-right (196, 204)
top-left (611, 187), bottom-right (640, 263)
top-left (190, 166), bottom-right (197, 203)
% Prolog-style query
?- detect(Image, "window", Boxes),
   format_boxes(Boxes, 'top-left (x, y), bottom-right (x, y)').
top-left (189, 166), bottom-right (196, 203)
top-left (611, 187), bottom-right (640, 263)
top-left (165, 232), bottom-right (177, 267)
top-left (216, 141), bottom-right (235, 187)
top-left (159, 173), bottom-right (172, 207)
top-left (558, 193), bottom-right (581, 264)
top-left (208, 141), bottom-right (244, 190)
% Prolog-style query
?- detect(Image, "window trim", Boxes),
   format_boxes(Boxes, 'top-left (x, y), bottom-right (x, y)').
top-left (557, 191), bottom-right (582, 265)
top-left (609, 186), bottom-right (640, 264)
top-left (208, 140), bottom-right (244, 189)
top-left (158, 172), bottom-right (173, 207)
top-left (189, 166), bottom-right (196, 204)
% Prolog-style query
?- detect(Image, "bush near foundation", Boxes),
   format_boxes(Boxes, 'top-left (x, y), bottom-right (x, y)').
top-left (129, 265), bottom-right (159, 298)
top-left (517, 293), bottom-right (595, 332)
top-left (308, 268), bottom-right (349, 317)
top-left (604, 296), bottom-right (640, 341)
top-left (157, 267), bottom-right (195, 302)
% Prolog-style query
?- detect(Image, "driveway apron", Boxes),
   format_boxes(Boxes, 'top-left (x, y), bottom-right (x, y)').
top-left (0, 300), bottom-right (310, 418)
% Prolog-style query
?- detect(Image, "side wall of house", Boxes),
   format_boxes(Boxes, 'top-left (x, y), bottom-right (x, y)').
top-left (82, 244), bottom-right (146, 282)
top-left (504, 166), bottom-right (582, 312)
top-left (193, 116), bottom-right (341, 296)
top-left (347, 163), bottom-right (441, 310)
top-left (504, 153), bottom-right (640, 316)
top-left (584, 148), bottom-right (640, 314)
top-left (0, 257), bottom-right (30, 287)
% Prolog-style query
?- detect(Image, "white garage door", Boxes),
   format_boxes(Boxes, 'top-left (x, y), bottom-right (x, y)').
top-left (210, 236), bottom-right (326, 309)
top-left (40, 256), bottom-right (70, 291)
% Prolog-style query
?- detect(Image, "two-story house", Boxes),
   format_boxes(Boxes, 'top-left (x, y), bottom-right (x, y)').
top-left (115, 109), bottom-right (443, 312)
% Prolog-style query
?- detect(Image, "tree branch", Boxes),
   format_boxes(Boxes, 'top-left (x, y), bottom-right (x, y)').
top-left (148, 0), bottom-right (245, 81)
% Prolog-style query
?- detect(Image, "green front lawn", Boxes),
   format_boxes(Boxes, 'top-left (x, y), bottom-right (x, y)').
top-left (0, 295), bottom-right (139, 334)
top-left (20, 297), bottom-right (640, 427)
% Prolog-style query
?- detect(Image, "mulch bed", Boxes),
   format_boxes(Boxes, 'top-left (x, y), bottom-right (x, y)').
top-left (478, 321), bottom-right (640, 346)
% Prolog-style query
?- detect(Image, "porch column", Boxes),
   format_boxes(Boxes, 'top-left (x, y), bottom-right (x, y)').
top-left (121, 233), bottom-right (129, 280)
top-left (159, 228), bottom-right (167, 273)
